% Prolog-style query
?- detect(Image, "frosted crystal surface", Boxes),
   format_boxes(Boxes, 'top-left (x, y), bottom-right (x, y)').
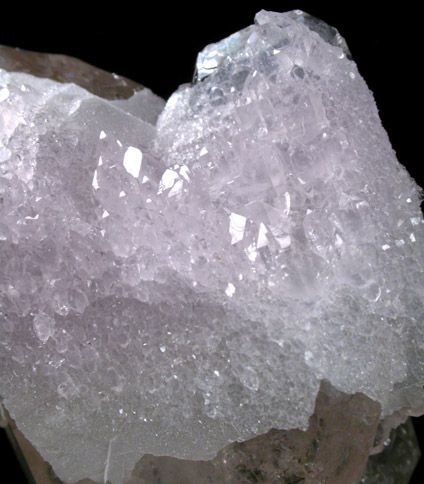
top-left (1, 9), bottom-right (424, 484)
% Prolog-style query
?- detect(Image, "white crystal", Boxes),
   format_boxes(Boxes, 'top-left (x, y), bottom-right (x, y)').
top-left (123, 146), bottom-right (142, 178)
top-left (32, 312), bottom-right (55, 343)
top-left (1, 9), bottom-right (424, 484)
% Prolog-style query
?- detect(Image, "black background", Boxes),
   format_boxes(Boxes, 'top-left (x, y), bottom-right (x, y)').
top-left (1, 2), bottom-right (423, 482)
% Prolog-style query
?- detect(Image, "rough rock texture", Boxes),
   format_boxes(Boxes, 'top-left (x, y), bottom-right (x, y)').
top-left (0, 9), bottom-right (423, 484)
top-left (1, 381), bottom-right (384, 484)
top-left (0, 45), bottom-right (145, 100)
top-left (361, 419), bottom-right (421, 484)
top-left (126, 381), bottom-right (381, 484)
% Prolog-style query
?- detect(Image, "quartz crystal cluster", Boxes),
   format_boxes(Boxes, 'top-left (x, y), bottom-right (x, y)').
top-left (0, 9), bottom-right (423, 484)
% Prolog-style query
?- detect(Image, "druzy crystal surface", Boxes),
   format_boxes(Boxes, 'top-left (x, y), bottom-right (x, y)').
top-left (0, 10), bottom-right (423, 484)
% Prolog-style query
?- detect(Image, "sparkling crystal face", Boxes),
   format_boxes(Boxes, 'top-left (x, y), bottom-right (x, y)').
top-left (0, 9), bottom-right (423, 484)
top-left (194, 25), bottom-right (255, 81)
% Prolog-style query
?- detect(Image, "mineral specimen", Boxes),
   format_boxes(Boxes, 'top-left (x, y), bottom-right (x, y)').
top-left (0, 9), bottom-right (423, 484)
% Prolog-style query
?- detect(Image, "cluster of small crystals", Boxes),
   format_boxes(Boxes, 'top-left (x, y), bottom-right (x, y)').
top-left (156, 10), bottom-right (424, 412)
top-left (0, 10), bottom-right (424, 484)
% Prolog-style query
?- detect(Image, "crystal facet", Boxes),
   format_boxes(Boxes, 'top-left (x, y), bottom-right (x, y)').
top-left (0, 9), bottom-right (423, 484)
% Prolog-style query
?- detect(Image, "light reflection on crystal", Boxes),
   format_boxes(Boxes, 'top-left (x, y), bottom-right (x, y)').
top-left (92, 169), bottom-right (99, 189)
top-left (229, 212), bottom-right (247, 244)
top-left (225, 282), bottom-right (236, 297)
top-left (123, 146), bottom-right (142, 178)
top-left (0, 86), bottom-right (10, 102)
top-left (257, 222), bottom-right (269, 248)
top-left (158, 168), bottom-right (179, 193)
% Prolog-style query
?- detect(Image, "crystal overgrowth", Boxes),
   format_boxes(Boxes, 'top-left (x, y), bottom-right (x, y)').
top-left (0, 9), bottom-right (423, 484)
